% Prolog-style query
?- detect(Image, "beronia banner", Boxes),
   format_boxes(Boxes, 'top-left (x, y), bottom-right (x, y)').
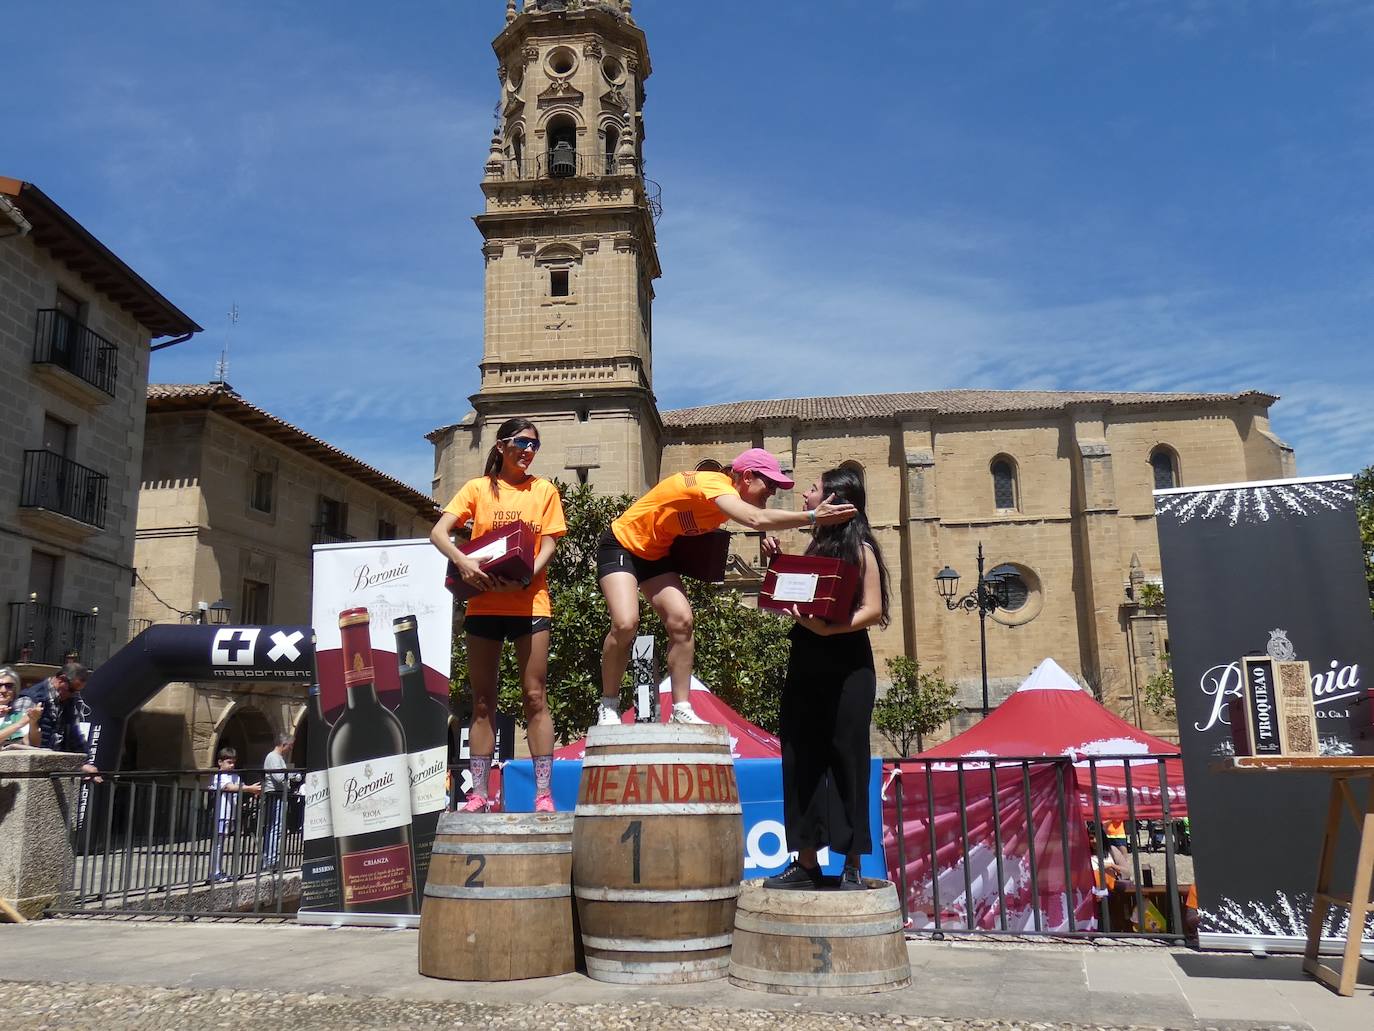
top-left (1154, 474), bottom-right (1374, 950)
top-left (303, 538), bottom-right (453, 927)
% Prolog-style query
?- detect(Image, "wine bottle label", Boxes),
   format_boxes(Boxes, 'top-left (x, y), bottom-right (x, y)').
top-left (408, 744), bottom-right (448, 816)
top-left (339, 843), bottom-right (414, 906)
top-left (327, 754), bottom-right (412, 837)
top-left (303, 770), bottom-right (332, 842)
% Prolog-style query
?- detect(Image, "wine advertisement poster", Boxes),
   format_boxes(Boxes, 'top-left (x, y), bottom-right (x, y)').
top-left (304, 538), bottom-right (453, 927)
top-left (1154, 474), bottom-right (1374, 950)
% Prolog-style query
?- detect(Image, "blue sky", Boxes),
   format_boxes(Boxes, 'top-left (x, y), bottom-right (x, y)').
top-left (9, 0), bottom-right (1373, 489)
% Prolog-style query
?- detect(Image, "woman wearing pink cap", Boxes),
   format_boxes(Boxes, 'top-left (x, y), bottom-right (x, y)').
top-left (595, 449), bottom-right (857, 726)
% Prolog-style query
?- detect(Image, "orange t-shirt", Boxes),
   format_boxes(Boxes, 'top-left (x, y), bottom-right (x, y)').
top-left (443, 476), bottom-right (566, 617)
top-left (611, 471), bottom-right (737, 560)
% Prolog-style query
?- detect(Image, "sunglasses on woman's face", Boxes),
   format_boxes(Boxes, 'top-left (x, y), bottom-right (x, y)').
top-left (506, 437), bottom-right (540, 452)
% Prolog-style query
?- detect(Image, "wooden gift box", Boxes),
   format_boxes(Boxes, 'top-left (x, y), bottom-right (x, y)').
top-left (759, 554), bottom-right (860, 623)
top-left (445, 521), bottom-right (537, 600)
top-left (668, 529), bottom-right (731, 583)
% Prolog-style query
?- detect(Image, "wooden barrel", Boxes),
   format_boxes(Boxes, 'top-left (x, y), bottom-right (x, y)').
top-left (572, 723), bottom-right (744, 984)
top-left (419, 810), bottom-right (575, 981)
top-left (729, 878), bottom-right (912, 995)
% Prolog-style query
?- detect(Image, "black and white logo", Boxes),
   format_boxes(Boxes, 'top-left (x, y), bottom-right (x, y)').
top-left (267, 630), bottom-right (304, 663)
top-left (212, 628), bottom-right (260, 666)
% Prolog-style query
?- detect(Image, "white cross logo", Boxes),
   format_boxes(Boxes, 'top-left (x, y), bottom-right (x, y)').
top-left (267, 630), bottom-right (304, 663)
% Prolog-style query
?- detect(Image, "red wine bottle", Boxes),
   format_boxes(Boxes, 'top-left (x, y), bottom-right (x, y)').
top-left (300, 677), bottom-right (340, 913)
top-left (327, 608), bottom-right (415, 914)
top-left (392, 615), bottom-right (451, 899)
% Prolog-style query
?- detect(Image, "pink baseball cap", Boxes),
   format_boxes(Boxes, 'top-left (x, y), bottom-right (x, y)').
top-left (729, 448), bottom-right (795, 489)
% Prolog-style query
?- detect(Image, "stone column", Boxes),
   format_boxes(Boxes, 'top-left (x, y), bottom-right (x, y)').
top-left (0, 750), bottom-right (84, 917)
top-left (898, 412), bottom-right (940, 669)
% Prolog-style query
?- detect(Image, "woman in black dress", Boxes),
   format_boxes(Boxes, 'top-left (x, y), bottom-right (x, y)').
top-left (765, 466), bottom-right (890, 891)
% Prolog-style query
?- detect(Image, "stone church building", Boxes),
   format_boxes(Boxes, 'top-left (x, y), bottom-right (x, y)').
top-left (428, 1), bottom-right (1296, 740)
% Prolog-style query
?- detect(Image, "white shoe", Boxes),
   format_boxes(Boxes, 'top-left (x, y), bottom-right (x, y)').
top-left (596, 704), bottom-right (622, 727)
top-left (669, 704), bottom-right (706, 725)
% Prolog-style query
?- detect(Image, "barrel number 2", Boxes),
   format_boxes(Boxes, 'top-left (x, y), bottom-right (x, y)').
top-left (464, 854), bottom-right (486, 888)
top-left (620, 820), bottom-right (642, 884)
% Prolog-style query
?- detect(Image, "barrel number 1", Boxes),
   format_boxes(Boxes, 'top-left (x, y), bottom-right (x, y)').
top-left (620, 820), bottom-right (642, 884)
top-left (464, 854), bottom-right (486, 888)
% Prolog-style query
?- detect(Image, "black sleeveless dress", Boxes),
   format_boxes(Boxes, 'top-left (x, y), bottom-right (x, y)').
top-left (778, 622), bottom-right (876, 857)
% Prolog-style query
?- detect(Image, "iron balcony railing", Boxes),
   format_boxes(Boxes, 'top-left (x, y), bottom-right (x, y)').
top-left (311, 524), bottom-right (355, 545)
top-left (20, 450), bottom-right (109, 528)
top-left (6, 600), bottom-right (96, 666)
top-left (493, 151), bottom-right (663, 221)
top-left (32, 309), bottom-right (118, 396)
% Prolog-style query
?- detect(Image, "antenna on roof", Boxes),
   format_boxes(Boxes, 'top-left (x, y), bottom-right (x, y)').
top-left (213, 302), bottom-right (238, 385)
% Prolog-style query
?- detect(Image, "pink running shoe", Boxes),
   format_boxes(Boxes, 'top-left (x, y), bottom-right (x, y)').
top-left (534, 794), bottom-right (556, 814)
top-left (460, 794), bottom-right (490, 814)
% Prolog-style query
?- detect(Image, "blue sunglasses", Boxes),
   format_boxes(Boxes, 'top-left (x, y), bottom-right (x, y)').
top-left (504, 437), bottom-right (541, 452)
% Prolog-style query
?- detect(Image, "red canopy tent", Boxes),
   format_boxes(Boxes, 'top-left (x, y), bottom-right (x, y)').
top-left (917, 658), bottom-right (1186, 819)
top-left (554, 677), bottom-right (781, 760)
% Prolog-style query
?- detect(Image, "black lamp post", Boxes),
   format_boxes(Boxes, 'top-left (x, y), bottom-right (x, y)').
top-left (934, 542), bottom-right (1008, 717)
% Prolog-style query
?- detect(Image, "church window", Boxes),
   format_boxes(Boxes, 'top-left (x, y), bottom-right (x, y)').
top-left (990, 563), bottom-right (1030, 612)
top-left (550, 269), bottom-right (570, 297)
top-left (510, 127), bottom-right (525, 177)
top-left (604, 126), bottom-right (619, 174)
top-left (991, 456), bottom-right (1019, 511)
top-left (1150, 447), bottom-right (1180, 490)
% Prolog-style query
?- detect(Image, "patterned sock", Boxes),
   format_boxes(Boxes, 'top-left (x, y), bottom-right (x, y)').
top-left (469, 754), bottom-right (492, 799)
top-left (533, 755), bottom-right (553, 797)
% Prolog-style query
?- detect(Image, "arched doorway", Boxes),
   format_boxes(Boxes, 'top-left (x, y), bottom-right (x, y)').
top-left (215, 704), bottom-right (275, 782)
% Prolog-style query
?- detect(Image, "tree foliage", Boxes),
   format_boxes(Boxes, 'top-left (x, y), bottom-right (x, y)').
top-left (873, 655), bottom-right (960, 757)
top-left (1356, 465), bottom-right (1374, 617)
top-left (450, 480), bottom-right (793, 742)
top-left (1143, 653), bottom-right (1176, 722)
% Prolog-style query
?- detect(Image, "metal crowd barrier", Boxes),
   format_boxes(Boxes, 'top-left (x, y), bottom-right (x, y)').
top-left (883, 754), bottom-right (1188, 941)
top-left (47, 766), bottom-right (305, 919)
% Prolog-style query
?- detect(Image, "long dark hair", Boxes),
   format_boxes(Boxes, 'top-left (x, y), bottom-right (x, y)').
top-left (806, 466), bottom-right (890, 628)
top-left (484, 417), bottom-right (539, 496)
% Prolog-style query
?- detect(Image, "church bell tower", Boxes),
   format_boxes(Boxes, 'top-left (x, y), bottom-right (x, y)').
top-left (460, 0), bottom-right (662, 495)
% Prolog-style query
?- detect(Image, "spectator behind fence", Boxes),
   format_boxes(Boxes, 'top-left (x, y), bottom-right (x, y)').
top-left (261, 734), bottom-right (297, 872)
top-left (209, 746), bottom-right (260, 882)
top-left (15, 661), bottom-right (90, 753)
top-left (0, 667), bottom-right (41, 748)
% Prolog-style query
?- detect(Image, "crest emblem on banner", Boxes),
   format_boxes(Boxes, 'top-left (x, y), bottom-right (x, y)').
top-left (1266, 628), bottom-right (1296, 662)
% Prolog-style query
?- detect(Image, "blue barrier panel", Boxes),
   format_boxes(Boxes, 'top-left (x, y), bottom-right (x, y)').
top-left (501, 757), bottom-right (887, 879)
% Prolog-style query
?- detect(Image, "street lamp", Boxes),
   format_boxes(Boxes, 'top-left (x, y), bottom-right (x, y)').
top-left (195, 599), bottom-right (233, 626)
top-left (934, 541), bottom-right (1009, 717)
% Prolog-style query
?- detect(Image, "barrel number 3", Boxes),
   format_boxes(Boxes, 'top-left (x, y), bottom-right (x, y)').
top-left (464, 854), bottom-right (486, 888)
top-left (809, 935), bottom-right (833, 974)
top-left (620, 820), bottom-right (642, 884)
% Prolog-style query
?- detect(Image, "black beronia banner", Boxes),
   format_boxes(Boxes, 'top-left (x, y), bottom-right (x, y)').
top-left (1155, 474), bottom-right (1373, 948)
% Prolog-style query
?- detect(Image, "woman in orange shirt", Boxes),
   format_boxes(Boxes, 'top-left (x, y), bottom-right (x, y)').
top-left (595, 449), bottom-right (856, 726)
top-left (431, 418), bottom-right (567, 813)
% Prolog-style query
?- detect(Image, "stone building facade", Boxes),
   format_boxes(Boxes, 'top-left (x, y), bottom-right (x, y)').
top-left (131, 383), bottom-right (438, 768)
top-left (0, 177), bottom-right (200, 681)
top-left (427, 3), bottom-right (1298, 744)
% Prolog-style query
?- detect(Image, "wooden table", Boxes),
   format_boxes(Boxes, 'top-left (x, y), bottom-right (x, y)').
top-left (1231, 756), bottom-right (1374, 997)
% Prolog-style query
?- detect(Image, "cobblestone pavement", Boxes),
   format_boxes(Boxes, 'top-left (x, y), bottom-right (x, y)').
top-left (0, 981), bottom-right (1295, 1031)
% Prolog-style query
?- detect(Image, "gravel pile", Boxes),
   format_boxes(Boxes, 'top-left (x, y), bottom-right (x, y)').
top-left (0, 981), bottom-right (1299, 1031)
